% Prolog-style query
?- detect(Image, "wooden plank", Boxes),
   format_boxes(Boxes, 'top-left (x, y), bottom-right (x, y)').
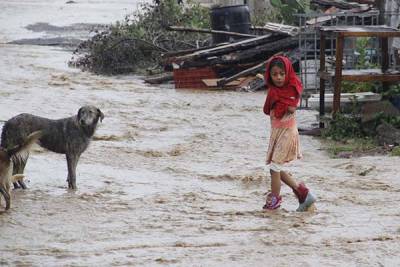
top-left (162, 44), bottom-right (220, 58)
top-left (320, 26), bottom-right (400, 37)
top-left (321, 25), bottom-right (399, 32)
top-left (167, 26), bottom-right (257, 38)
top-left (341, 31), bottom-right (400, 37)
top-left (202, 78), bottom-right (244, 87)
top-left (320, 69), bottom-right (400, 82)
top-left (351, 0), bottom-right (375, 4)
top-left (342, 74), bottom-right (400, 82)
top-left (251, 23), bottom-right (299, 36)
top-left (306, 15), bottom-right (336, 25)
top-left (311, 0), bottom-right (367, 9)
top-left (217, 60), bottom-right (267, 87)
top-left (144, 73), bottom-right (173, 84)
top-left (178, 36), bottom-right (296, 69)
top-left (174, 34), bottom-right (274, 61)
top-left (202, 79), bottom-right (219, 87)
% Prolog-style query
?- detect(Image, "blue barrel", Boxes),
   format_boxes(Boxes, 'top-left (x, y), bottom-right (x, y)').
top-left (210, 5), bottom-right (251, 44)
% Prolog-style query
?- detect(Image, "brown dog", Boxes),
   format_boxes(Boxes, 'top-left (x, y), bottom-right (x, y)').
top-left (0, 131), bottom-right (42, 211)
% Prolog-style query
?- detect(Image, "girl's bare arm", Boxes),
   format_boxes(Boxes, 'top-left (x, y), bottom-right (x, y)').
top-left (287, 106), bottom-right (296, 113)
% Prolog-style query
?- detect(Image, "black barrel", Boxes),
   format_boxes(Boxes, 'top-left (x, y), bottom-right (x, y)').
top-left (210, 5), bottom-right (251, 44)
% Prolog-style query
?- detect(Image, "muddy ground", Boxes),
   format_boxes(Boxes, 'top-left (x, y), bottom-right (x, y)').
top-left (1, 1), bottom-right (400, 266)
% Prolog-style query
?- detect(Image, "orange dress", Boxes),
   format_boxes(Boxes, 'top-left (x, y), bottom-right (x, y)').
top-left (266, 110), bottom-right (302, 165)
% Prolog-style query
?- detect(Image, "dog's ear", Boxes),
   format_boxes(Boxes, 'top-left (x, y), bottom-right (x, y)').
top-left (97, 108), bottom-right (104, 122)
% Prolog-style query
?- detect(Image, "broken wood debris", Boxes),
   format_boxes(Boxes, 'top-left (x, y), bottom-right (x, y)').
top-left (144, 73), bottom-right (173, 84)
top-left (164, 29), bottom-right (301, 90)
top-left (173, 36), bottom-right (297, 69)
top-left (251, 23), bottom-right (299, 36)
top-left (174, 34), bottom-right (275, 62)
top-left (216, 60), bottom-right (267, 87)
top-left (150, 0), bottom-right (383, 90)
top-left (167, 26), bottom-right (257, 38)
top-left (159, 20), bottom-right (303, 90)
top-left (311, 0), bottom-right (372, 10)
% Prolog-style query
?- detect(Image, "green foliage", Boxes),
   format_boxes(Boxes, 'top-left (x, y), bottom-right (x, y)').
top-left (322, 96), bottom-right (399, 158)
top-left (270, 0), bottom-right (310, 24)
top-left (366, 84), bottom-right (400, 130)
top-left (322, 112), bottom-right (363, 141)
top-left (341, 81), bottom-right (376, 93)
top-left (324, 138), bottom-right (377, 157)
top-left (323, 93), bottom-right (399, 142)
top-left (355, 37), bottom-right (378, 69)
top-left (322, 97), bottom-right (364, 140)
top-left (340, 37), bottom-right (378, 93)
top-left (392, 146), bottom-right (400, 156)
top-left (69, 0), bottom-right (210, 74)
top-left (373, 112), bottom-right (400, 129)
top-left (251, 6), bottom-right (281, 26)
top-left (382, 84), bottom-right (400, 99)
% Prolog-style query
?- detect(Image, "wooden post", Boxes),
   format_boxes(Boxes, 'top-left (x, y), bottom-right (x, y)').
top-left (333, 34), bottom-right (344, 114)
top-left (381, 36), bottom-right (390, 91)
top-left (319, 31), bottom-right (326, 128)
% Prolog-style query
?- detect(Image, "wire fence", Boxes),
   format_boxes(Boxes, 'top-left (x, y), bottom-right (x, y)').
top-left (295, 10), bottom-right (382, 95)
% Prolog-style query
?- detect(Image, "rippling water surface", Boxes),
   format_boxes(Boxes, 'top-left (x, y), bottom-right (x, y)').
top-left (1, 1), bottom-right (400, 266)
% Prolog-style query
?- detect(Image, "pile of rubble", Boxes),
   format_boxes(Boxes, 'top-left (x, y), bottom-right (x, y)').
top-left (146, 0), bottom-right (382, 91)
top-left (165, 23), bottom-right (299, 91)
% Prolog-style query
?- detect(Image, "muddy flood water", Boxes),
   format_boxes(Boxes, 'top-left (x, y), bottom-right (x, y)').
top-left (1, 1), bottom-right (400, 266)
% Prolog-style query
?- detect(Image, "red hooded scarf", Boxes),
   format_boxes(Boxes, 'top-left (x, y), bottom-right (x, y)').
top-left (263, 56), bottom-right (303, 119)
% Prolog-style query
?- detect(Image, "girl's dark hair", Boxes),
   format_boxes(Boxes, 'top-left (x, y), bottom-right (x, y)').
top-left (269, 58), bottom-right (285, 72)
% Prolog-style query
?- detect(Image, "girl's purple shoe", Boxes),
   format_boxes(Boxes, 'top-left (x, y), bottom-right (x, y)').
top-left (263, 192), bottom-right (282, 210)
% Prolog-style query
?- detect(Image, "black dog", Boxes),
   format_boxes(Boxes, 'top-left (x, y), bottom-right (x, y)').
top-left (0, 106), bottom-right (104, 190)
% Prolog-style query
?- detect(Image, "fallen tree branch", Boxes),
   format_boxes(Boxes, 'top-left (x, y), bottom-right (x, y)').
top-left (105, 38), bottom-right (169, 53)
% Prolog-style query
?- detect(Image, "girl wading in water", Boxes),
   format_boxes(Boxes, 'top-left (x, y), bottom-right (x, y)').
top-left (262, 55), bottom-right (316, 211)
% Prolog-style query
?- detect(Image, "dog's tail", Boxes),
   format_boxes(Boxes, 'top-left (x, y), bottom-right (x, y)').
top-left (5, 131), bottom-right (42, 159)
